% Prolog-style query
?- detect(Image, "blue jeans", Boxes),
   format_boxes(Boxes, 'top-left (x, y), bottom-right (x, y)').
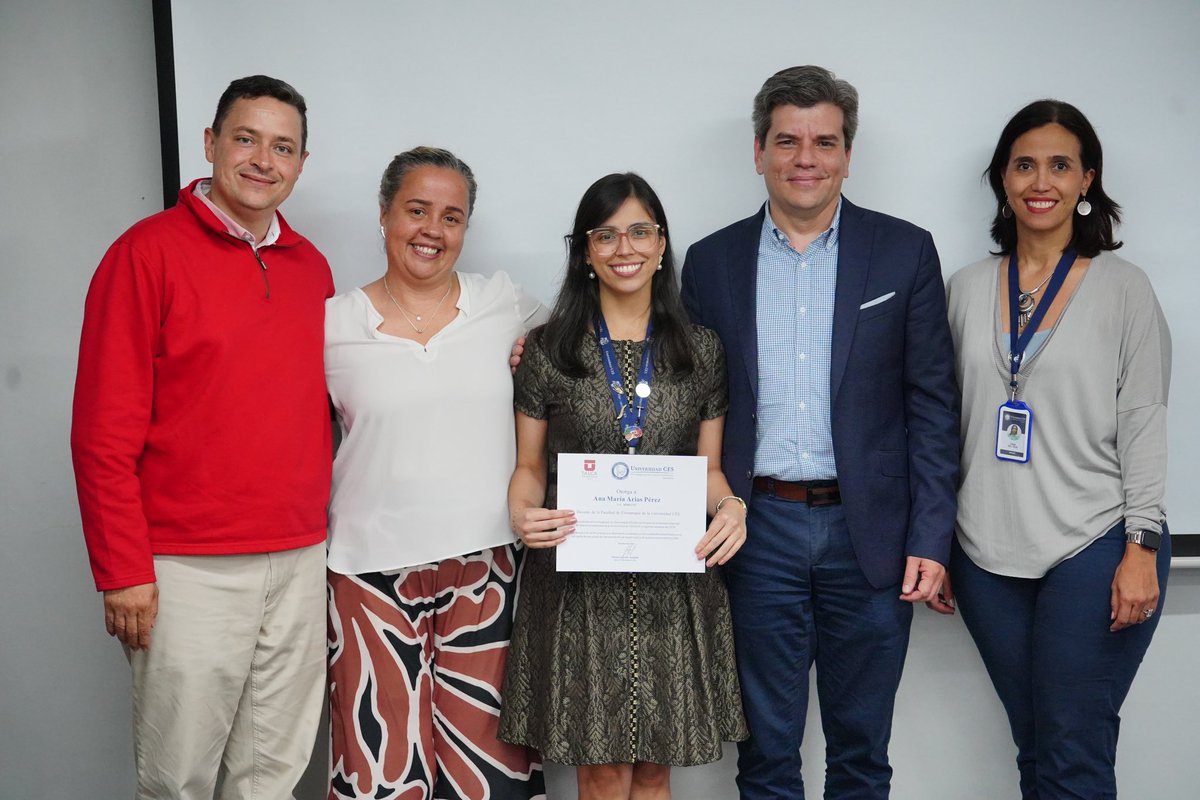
top-left (951, 522), bottom-right (1170, 800)
top-left (725, 492), bottom-right (913, 800)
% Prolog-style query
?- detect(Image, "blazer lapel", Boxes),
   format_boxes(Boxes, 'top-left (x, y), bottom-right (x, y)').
top-left (831, 198), bottom-right (872, 403)
top-left (729, 207), bottom-right (766, 403)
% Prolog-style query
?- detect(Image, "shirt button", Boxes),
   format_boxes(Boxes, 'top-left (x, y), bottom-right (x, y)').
top-left (800, 261), bottom-right (809, 270)
top-left (800, 306), bottom-right (807, 315)
top-left (799, 401), bottom-right (806, 411)
top-left (802, 452), bottom-right (811, 460)
top-left (798, 352), bottom-right (807, 361)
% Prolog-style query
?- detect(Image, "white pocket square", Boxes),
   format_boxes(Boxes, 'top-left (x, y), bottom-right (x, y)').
top-left (859, 292), bottom-right (896, 310)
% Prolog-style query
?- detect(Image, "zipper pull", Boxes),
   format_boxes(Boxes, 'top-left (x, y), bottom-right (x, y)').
top-left (253, 248), bottom-right (270, 299)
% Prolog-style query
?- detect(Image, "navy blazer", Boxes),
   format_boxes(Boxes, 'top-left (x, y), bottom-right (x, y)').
top-left (680, 199), bottom-right (960, 588)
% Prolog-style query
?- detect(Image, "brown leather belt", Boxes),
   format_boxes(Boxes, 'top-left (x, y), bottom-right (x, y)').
top-left (752, 477), bottom-right (842, 506)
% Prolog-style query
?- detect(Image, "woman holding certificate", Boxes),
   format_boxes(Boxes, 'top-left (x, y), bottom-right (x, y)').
top-left (324, 147), bottom-right (546, 799)
top-left (938, 101), bottom-right (1171, 797)
top-left (498, 172), bottom-right (748, 798)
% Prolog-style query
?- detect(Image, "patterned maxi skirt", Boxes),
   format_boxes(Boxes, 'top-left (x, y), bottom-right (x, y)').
top-left (328, 544), bottom-right (545, 799)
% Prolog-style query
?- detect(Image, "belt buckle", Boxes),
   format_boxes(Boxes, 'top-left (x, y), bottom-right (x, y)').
top-left (807, 485), bottom-right (839, 507)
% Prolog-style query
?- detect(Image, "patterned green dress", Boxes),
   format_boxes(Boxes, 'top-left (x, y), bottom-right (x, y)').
top-left (497, 324), bottom-right (747, 766)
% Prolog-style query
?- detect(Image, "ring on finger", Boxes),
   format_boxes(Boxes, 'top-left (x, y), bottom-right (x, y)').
top-left (1141, 607), bottom-right (1155, 618)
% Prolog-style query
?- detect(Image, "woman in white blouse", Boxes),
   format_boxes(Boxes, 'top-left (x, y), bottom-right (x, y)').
top-left (938, 101), bottom-right (1171, 798)
top-left (324, 147), bottom-right (547, 799)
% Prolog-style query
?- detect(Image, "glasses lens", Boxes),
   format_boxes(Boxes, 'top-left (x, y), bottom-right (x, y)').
top-left (588, 229), bottom-right (618, 252)
top-left (628, 224), bottom-right (658, 249)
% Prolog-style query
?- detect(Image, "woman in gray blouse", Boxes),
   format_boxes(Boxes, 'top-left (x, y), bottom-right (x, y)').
top-left (937, 100), bottom-right (1171, 798)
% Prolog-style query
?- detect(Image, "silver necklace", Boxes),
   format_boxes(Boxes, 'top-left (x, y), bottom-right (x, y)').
top-left (1017, 269), bottom-right (1053, 331)
top-left (382, 274), bottom-right (454, 334)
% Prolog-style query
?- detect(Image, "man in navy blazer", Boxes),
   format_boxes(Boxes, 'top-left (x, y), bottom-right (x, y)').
top-left (681, 66), bottom-right (959, 799)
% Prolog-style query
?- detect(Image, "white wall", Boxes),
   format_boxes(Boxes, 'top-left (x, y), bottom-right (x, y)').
top-left (167, 0), bottom-right (1200, 540)
top-left (1, 2), bottom-right (162, 798)
top-left (1, 1), bottom-right (1197, 798)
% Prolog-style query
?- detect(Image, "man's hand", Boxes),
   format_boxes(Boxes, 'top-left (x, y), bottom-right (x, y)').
top-left (104, 582), bottom-right (159, 650)
top-left (899, 556), bottom-right (945, 604)
top-left (509, 336), bottom-right (526, 375)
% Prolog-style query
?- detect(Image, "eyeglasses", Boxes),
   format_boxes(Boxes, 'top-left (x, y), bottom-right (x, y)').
top-left (584, 223), bottom-right (662, 255)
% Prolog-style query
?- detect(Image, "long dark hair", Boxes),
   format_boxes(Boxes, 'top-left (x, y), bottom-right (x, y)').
top-left (985, 99), bottom-right (1122, 257)
top-left (537, 172), bottom-right (694, 378)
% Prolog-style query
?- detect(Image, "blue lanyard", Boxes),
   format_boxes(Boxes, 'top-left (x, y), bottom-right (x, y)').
top-left (595, 315), bottom-right (654, 454)
top-left (1006, 248), bottom-right (1075, 398)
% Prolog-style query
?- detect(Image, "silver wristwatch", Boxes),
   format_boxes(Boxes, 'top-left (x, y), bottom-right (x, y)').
top-left (1125, 529), bottom-right (1162, 552)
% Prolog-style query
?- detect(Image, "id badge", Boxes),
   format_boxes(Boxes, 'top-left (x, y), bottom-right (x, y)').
top-left (996, 401), bottom-right (1032, 463)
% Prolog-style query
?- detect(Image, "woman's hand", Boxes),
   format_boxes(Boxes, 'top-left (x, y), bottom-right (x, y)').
top-left (695, 501), bottom-right (747, 567)
top-left (1110, 543), bottom-right (1160, 631)
top-left (511, 506), bottom-right (574, 548)
top-left (925, 571), bottom-right (956, 615)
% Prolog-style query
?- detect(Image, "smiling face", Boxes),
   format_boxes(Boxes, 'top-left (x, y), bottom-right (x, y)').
top-left (380, 165), bottom-right (470, 285)
top-left (588, 196), bottom-right (665, 307)
top-left (203, 96), bottom-right (307, 238)
top-left (754, 102), bottom-right (851, 231)
top-left (1002, 123), bottom-right (1095, 244)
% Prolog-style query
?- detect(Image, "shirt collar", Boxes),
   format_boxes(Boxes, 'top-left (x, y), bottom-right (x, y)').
top-left (193, 179), bottom-right (280, 249)
top-left (763, 197), bottom-right (843, 252)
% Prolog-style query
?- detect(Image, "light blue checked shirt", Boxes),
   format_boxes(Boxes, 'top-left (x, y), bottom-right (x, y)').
top-left (754, 200), bottom-right (841, 481)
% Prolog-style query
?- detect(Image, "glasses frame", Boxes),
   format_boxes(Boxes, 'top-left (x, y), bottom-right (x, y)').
top-left (583, 223), bottom-right (663, 255)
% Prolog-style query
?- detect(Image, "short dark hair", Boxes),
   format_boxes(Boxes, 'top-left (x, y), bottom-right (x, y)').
top-left (753, 65), bottom-right (859, 149)
top-left (985, 99), bottom-right (1122, 257)
top-left (212, 75), bottom-right (308, 152)
top-left (537, 172), bottom-right (694, 378)
top-left (378, 146), bottom-right (478, 217)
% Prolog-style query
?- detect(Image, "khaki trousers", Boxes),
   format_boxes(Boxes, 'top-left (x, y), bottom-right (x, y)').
top-left (128, 543), bottom-right (325, 800)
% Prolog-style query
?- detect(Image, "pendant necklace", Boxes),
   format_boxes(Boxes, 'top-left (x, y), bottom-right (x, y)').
top-left (383, 274), bottom-right (454, 334)
top-left (1016, 269), bottom-right (1053, 332)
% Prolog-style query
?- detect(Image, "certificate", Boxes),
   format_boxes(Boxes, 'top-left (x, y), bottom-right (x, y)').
top-left (555, 453), bottom-right (707, 573)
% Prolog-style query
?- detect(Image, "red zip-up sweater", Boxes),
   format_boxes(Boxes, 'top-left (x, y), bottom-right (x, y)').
top-left (71, 179), bottom-right (334, 591)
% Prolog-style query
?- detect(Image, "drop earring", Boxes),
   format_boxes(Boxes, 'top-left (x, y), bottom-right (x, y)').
top-left (587, 262), bottom-right (595, 280)
top-left (1076, 195), bottom-right (1092, 216)
top-left (656, 256), bottom-right (663, 271)
top-left (1001, 202), bottom-right (1013, 219)
top-left (379, 224), bottom-right (386, 239)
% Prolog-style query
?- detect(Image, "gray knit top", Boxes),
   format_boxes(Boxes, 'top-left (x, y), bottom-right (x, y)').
top-left (947, 252), bottom-right (1171, 577)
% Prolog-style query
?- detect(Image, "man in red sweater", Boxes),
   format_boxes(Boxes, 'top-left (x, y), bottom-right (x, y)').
top-left (71, 75), bottom-right (333, 798)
